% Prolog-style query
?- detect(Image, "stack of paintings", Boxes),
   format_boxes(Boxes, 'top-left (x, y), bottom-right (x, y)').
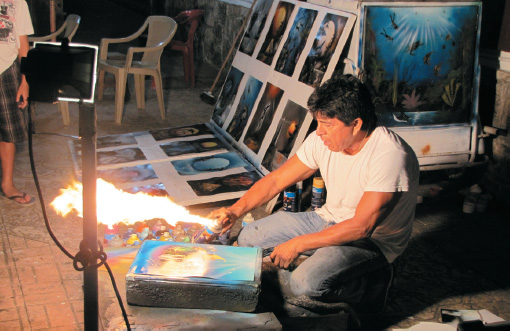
top-left (211, 0), bottom-right (356, 170)
top-left (70, 0), bottom-right (357, 206)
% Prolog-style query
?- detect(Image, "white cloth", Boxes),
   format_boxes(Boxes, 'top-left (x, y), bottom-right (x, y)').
top-left (0, 0), bottom-right (34, 74)
top-left (296, 126), bottom-right (419, 263)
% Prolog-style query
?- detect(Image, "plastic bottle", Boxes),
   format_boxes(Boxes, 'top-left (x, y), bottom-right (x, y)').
top-left (138, 227), bottom-right (150, 241)
top-left (109, 234), bottom-right (124, 247)
top-left (242, 213), bottom-right (255, 227)
top-left (311, 177), bottom-right (325, 211)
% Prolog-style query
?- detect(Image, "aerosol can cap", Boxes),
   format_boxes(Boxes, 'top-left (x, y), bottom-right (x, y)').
top-left (313, 177), bottom-right (324, 188)
top-left (208, 219), bottom-right (223, 233)
top-left (243, 213), bottom-right (255, 223)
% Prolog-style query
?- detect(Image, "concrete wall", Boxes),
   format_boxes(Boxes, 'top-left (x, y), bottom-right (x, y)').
top-left (480, 1), bottom-right (510, 206)
top-left (160, 0), bottom-right (251, 68)
top-left (485, 68), bottom-right (510, 204)
top-left (26, 0), bottom-right (65, 36)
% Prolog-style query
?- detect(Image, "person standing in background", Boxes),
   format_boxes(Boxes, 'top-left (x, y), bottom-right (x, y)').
top-left (0, 0), bottom-right (35, 205)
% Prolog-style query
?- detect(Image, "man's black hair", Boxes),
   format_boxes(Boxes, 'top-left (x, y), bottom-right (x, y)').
top-left (307, 74), bottom-right (377, 131)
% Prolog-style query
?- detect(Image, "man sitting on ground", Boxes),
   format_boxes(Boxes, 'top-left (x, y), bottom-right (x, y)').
top-left (209, 74), bottom-right (419, 313)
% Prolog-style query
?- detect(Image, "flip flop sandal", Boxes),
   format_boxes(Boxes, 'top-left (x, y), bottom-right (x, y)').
top-left (1, 192), bottom-right (36, 206)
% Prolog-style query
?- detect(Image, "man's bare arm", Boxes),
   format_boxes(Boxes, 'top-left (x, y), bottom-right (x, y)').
top-left (208, 155), bottom-right (316, 231)
top-left (271, 191), bottom-right (401, 268)
top-left (17, 35), bottom-right (30, 108)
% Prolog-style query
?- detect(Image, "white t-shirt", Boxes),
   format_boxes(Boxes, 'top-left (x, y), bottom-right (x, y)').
top-left (296, 126), bottom-right (419, 263)
top-left (0, 0), bottom-right (34, 74)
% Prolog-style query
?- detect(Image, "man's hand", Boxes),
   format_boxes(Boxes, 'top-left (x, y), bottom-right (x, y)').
top-left (207, 207), bottom-right (239, 235)
top-left (270, 237), bottom-right (303, 269)
top-left (17, 80), bottom-right (29, 109)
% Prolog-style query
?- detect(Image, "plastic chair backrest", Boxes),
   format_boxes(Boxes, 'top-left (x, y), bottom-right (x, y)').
top-left (28, 14), bottom-right (81, 43)
top-left (141, 16), bottom-right (178, 65)
top-left (62, 14), bottom-right (81, 41)
top-left (174, 9), bottom-right (204, 47)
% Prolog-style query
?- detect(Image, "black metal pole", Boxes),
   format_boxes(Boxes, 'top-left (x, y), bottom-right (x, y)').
top-left (80, 102), bottom-right (99, 330)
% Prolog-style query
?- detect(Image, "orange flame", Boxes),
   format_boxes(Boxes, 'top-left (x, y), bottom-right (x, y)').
top-left (50, 179), bottom-right (212, 228)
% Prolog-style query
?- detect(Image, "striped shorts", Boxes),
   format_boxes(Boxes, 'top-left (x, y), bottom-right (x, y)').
top-left (0, 60), bottom-right (27, 143)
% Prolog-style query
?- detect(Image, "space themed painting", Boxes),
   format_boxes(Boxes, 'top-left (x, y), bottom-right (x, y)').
top-left (256, 1), bottom-right (296, 65)
top-left (298, 13), bottom-right (349, 87)
top-left (240, 0), bottom-right (274, 56)
top-left (226, 76), bottom-right (263, 142)
top-left (212, 67), bottom-right (244, 128)
top-left (243, 83), bottom-right (284, 154)
top-left (275, 7), bottom-right (318, 77)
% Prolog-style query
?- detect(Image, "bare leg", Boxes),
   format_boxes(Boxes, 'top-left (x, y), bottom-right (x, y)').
top-left (0, 141), bottom-right (32, 203)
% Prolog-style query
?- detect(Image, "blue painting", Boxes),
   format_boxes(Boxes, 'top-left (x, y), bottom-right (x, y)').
top-left (226, 76), bottom-right (263, 141)
top-left (240, 0), bottom-right (274, 56)
top-left (243, 83), bottom-right (284, 154)
top-left (299, 13), bottom-right (349, 87)
top-left (98, 164), bottom-right (157, 184)
top-left (275, 7), bottom-right (318, 77)
top-left (212, 67), bottom-right (245, 128)
top-left (361, 4), bottom-right (480, 126)
top-left (128, 241), bottom-right (260, 282)
top-left (160, 138), bottom-right (227, 157)
top-left (171, 152), bottom-right (250, 176)
top-left (150, 124), bottom-right (212, 141)
top-left (124, 183), bottom-right (168, 197)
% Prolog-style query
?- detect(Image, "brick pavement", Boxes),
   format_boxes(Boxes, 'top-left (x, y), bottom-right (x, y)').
top-left (0, 223), bottom-right (84, 329)
top-left (3, 95), bottom-right (510, 331)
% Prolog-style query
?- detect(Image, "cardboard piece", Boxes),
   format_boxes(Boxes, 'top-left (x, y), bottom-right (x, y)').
top-left (126, 241), bottom-right (263, 312)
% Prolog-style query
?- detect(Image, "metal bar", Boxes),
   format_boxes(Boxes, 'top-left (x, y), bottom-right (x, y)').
top-left (49, 0), bottom-right (56, 37)
top-left (80, 102), bottom-right (99, 331)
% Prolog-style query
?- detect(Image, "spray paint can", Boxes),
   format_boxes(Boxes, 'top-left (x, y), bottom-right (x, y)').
top-left (126, 233), bottom-right (141, 246)
top-left (138, 227), bottom-right (150, 241)
top-left (194, 219), bottom-right (222, 244)
top-left (283, 185), bottom-right (298, 212)
top-left (155, 225), bottom-right (167, 239)
top-left (104, 224), bottom-right (119, 244)
top-left (109, 234), bottom-right (124, 247)
top-left (311, 177), bottom-right (325, 211)
top-left (296, 181), bottom-right (303, 212)
top-left (242, 213), bottom-right (255, 227)
top-left (159, 232), bottom-right (173, 241)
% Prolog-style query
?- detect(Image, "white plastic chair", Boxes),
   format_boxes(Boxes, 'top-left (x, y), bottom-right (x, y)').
top-left (96, 16), bottom-right (177, 125)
